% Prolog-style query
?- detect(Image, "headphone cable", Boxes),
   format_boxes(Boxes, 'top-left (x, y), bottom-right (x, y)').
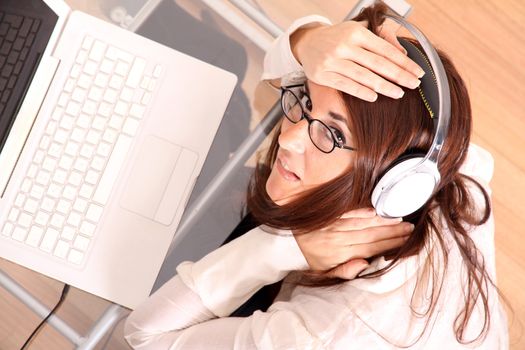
top-left (20, 283), bottom-right (71, 350)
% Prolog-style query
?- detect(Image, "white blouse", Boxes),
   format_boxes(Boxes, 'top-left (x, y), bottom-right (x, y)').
top-left (124, 17), bottom-right (509, 350)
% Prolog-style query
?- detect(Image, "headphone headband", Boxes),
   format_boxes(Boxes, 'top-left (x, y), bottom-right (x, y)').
top-left (385, 14), bottom-right (451, 165)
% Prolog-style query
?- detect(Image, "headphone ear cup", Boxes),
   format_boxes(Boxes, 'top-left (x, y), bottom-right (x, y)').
top-left (371, 154), bottom-right (438, 218)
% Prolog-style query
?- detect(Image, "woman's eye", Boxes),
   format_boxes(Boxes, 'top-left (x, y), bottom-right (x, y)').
top-left (300, 94), bottom-right (312, 111)
top-left (305, 98), bottom-right (312, 111)
top-left (331, 127), bottom-right (346, 145)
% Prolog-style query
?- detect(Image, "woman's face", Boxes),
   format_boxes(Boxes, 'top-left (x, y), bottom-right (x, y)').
top-left (266, 81), bottom-right (356, 204)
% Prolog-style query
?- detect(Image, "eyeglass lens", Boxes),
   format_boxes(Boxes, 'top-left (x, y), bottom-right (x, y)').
top-left (282, 89), bottom-right (336, 153)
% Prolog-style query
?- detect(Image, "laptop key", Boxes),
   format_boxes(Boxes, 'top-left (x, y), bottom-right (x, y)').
top-left (81, 36), bottom-right (94, 50)
top-left (0, 41), bottom-right (11, 55)
top-left (1, 222), bottom-right (13, 237)
top-left (7, 51), bottom-right (18, 64)
top-left (61, 226), bottom-right (76, 241)
top-left (14, 193), bottom-right (26, 207)
top-left (6, 28), bottom-right (16, 42)
top-left (40, 228), bottom-right (59, 253)
top-left (18, 212), bottom-right (32, 228)
top-left (19, 47), bottom-right (28, 60)
top-left (73, 235), bottom-right (90, 251)
top-left (93, 134), bottom-right (132, 205)
top-left (79, 221), bottom-right (96, 237)
top-left (26, 226), bottom-right (43, 247)
top-left (25, 33), bottom-right (35, 47)
top-left (0, 23), bottom-right (8, 36)
top-left (68, 249), bottom-right (84, 265)
top-left (40, 197), bottom-right (55, 213)
top-left (126, 57), bottom-right (146, 88)
top-left (89, 40), bottom-right (106, 61)
top-left (54, 240), bottom-right (70, 259)
top-left (12, 227), bottom-right (27, 242)
top-left (86, 204), bottom-right (103, 222)
top-left (19, 18), bottom-right (33, 37)
top-left (30, 19), bottom-right (40, 33)
top-left (13, 37), bottom-right (24, 51)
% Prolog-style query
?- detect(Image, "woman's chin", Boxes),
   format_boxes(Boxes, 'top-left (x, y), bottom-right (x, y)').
top-left (266, 183), bottom-right (284, 205)
top-left (266, 179), bottom-right (294, 205)
top-left (266, 165), bottom-right (304, 205)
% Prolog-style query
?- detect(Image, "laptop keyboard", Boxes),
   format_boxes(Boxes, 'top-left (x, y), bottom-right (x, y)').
top-left (0, 11), bottom-right (40, 117)
top-left (1, 35), bottom-right (162, 266)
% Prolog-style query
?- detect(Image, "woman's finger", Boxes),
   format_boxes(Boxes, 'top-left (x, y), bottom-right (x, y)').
top-left (329, 57), bottom-right (407, 99)
top-left (356, 25), bottom-right (425, 79)
top-left (333, 215), bottom-right (403, 232)
top-left (316, 70), bottom-right (378, 102)
top-left (345, 46), bottom-right (420, 91)
top-left (349, 235), bottom-right (409, 260)
top-left (331, 221), bottom-right (413, 245)
top-left (325, 259), bottom-right (370, 280)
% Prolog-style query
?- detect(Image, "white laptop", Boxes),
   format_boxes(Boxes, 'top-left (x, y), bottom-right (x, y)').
top-left (0, 0), bottom-right (236, 309)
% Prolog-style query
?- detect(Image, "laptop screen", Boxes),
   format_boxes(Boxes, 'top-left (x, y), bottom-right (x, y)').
top-left (0, 0), bottom-right (58, 153)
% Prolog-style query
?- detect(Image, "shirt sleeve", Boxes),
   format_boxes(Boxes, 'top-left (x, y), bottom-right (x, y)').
top-left (261, 15), bottom-right (332, 87)
top-left (124, 276), bottom-right (328, 349)
top-left (124, 226), bottom-right (309, 349)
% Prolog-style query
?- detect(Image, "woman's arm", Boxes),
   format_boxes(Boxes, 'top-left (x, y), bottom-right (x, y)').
top-left (263, 16), bottom-right (425, 101)
top-left (124, 226), bottom-right (309, 349)
top-left (124, 212), bottom-right (411, 349)
top-left (125, 278), bottom-right (327, 349)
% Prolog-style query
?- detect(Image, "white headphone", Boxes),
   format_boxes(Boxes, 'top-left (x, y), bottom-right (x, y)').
top-left (371, 15), bottom-right (451, 218)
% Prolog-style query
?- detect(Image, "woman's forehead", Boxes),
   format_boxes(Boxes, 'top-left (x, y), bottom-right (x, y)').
top-left (307, 80), bottom-right (352, 121)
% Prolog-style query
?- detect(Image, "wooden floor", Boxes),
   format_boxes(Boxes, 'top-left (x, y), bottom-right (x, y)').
top-left (0, 0), bottom-right (523, 349)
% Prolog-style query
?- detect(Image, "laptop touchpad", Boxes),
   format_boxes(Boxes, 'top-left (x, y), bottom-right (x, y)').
top-left (120, 136), bottom-right (198, 226)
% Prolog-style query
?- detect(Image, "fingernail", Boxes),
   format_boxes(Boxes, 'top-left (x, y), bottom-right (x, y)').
top-left (405, 223), bottom-right (415, 232)
top-left (395, 88), bottom-right (404, 98)
top-left (359, 263), bottom-right (370, 274)
top-left (417, 68), bottom-right (425, 78)
top-left (408, 79), bottom-right (421, 89)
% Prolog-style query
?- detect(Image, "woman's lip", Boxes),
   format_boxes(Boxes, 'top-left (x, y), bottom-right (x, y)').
top-left (276, 158), bottom-right (300, 181)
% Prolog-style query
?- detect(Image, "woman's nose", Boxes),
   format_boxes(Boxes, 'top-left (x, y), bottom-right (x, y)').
top-left (278, 119), bottom-right (309, 154)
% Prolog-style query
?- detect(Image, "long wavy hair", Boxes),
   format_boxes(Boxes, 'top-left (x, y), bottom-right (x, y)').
top-left (247, 2), bottom-right (500, 346)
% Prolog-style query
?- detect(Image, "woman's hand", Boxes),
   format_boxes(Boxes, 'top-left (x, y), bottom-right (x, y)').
top-left (290, 19), bottom-right (425, 102)
top-left (294, 208), bottom-right (413, 279)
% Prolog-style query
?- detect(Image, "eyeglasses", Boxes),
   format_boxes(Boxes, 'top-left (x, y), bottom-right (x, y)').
top-left (280, 84), bottom-right (357, 154)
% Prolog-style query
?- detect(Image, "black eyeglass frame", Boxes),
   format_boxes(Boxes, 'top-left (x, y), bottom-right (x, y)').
top-left (280, 84), bottom-right (357, 154)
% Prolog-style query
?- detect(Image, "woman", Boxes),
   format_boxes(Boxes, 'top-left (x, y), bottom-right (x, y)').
top-left (124, 4), bottom-right (508, 349)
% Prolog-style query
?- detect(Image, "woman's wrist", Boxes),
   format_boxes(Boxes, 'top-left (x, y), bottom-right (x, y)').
top-left (290, 24), bottom-right (327, 65)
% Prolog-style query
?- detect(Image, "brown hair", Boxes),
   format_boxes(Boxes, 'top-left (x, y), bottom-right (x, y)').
top-left (247, 2), bottom-right (498, 346)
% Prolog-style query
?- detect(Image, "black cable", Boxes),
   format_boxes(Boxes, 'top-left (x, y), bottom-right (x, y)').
top-left (20, 284), bottom-right (71, 350)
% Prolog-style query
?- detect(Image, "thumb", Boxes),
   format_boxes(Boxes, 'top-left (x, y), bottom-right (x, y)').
top-left (325, 259), bottom-right (370, 280)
